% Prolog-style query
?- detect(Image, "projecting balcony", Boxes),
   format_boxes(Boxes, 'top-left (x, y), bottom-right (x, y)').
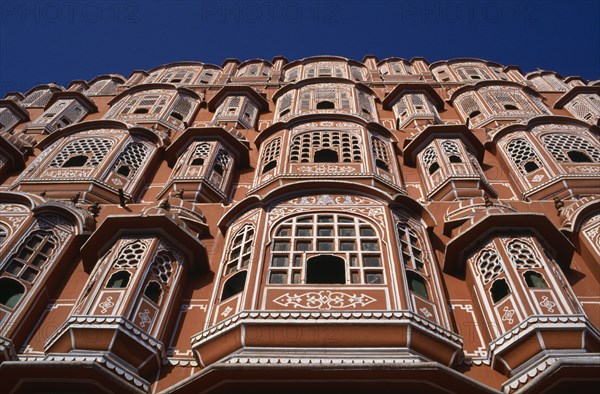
top-left (191, 310), bottom-right (463, 368)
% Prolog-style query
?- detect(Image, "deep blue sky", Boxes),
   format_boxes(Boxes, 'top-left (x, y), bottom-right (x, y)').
top-left (1, 0), bottom-right (599, 96)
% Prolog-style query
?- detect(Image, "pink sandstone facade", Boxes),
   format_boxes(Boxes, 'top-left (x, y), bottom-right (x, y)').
top-left (0, 56), bottom-right (599, 393)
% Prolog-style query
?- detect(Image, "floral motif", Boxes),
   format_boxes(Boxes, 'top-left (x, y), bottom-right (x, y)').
top-left (501, 306), bottom-right (515, 324)
top-left (539, 296), bottom-right (556, 313)
top-left (272, 291), bottom-right (376, 310)
top-left (296, 165), bottom-right (356, 174)
top-left (98, 296), bottom-right (114, 314)
top-left (138, 308), bottom-right (152, 328)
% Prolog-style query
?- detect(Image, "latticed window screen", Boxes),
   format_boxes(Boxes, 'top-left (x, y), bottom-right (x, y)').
top-left (455, 66), bottom-right (492, 81)
top-left (170, 96), bottom-right (195, 120)
top-left (160, 69), bottom-right (196, 84)
top-left (506, 138), bottom-right (542, 175)
top-left (0, 107), bottom-right (19, 131)
top-left (113, 240), bottom-right (147, 269)
top-left (48, 138), bottom-right (114, 168)
top-left (358, 91), bottom-right (375, 117)
top-left (209, 149), bottom-right (231, 187)
top-left (541, 133), bottom-right (600, 162)
top-left (0, 225), bottom-right (7, 245)
top-left (189, 142), bottom-right (213, 166)
top-left (21, 90), bottom-right (53, 107)
top-left (289, 131), bottom-right (362, 163)
top-left (261, 138), bottom-right (281, 172)
top-left (5, 231), bottom-right (55, 284)
top-left (241, 102), bottom-right (258, 125)
top-left (421, 147), bottom-right (439, 173)
top-left (477, 249), bottom-right (503, 284)
top-left (350, 66), bottom-right (365, 81)
top-left (397, 223), bottom-right (426, 272)
top-left (149, 251), bottom-right (174, 284)
top-left (372, 137), bottom-right (391, 171)
top-left (278, 93), bottom-right (293, 116)
top-left (268, 214), bottom-right (383, 285)
top-left (225, 224), bottom-right (255, 275)
top-left (285, 67), bottom-right (299, 82)
top-left (112, 142), bottom-right (149, 178)
top-left (456, 94), bottom-right (483, 118)
top-left (506, 240), bottom-right (542, 269)
top-left (441, 140), bottom-right (461, 156)
top-left (121, 94), bottom-right (169, 115)
top-left (87, 80), bottom-right (119, 96)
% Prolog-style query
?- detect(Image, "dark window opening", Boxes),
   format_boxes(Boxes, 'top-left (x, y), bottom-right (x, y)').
top-left (133, 108), bottom-right (149, 114)
top-left (221, 271), bottom-right (247, 300)
top-left (524, 161), bottom-right (539, 173)
top-left (567, 150), bottom-right (593, 163)
top-left (106, 271), bottom-right (131, 288)
top-left (279, 109), bottom-right (290, 117)
top-left (471, 75), bottom-right (481, 80)
top-left (262, 160), bottom-right (277, 174)
top-left (362, 108), bottom-right (371, 115)
top-left (306, 255), bottom-right (346, 284)
top-left (524, 271), bottom-right (548, 288)
top-left (170, 111), bottom-right (184, 121)
top-left (191, 157), bottom-right (205, 166)
top-left (0, 278), bottom-right (25, 309)
top-left (171, 78), bottom-right (182, 83)
top-left (407, 271), bottom-right (428, 299)
top-left (491, 278), bottom-right (510, 303)
top-left (144, 281), bottom-right (162, 304)
top-left (63, 155), bottom-right (88, 167)
top-left (504, 104), bottom-right (519, 110)
top-left (469, 110), bottom-right (481, 119)
top-left (60, 116), bottom-right (71, 125)
top-left (316, 101), bottom-right (335, 110)
top-left (116, 165), bottom-right (131, 177)
top-left (0, 122), bottom-right (4, 129)
top-left (314, 149), bottom-right (338, 163)
top-left (375, 159), bottom-right (389, 171)
top-left (449, 155), bottom-right (462, 163)
top-left (429, 162), bottom-right (440, 174)
top-left (213, 163), bottom-right (224, 175)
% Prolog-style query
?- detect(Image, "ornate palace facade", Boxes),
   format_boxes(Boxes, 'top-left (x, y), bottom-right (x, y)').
top-left (0, 56), bottom-right (599, 393)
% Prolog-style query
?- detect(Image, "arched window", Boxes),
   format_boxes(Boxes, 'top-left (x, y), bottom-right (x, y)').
top-left (523, 271), bottom-right (548, 288)
top-left (210, 149), bottom-right (231, 187)
top-left (441, 140), bottom-right (463, 163)
top-left (407, 271), bottom-right (428, 299)
top-left (316, 101), bottom-right (335, 109)
top-left (477, 249), bottom-right (503, 284)
top-left (306, 255), bottom-right (346, 284)
top-left (289, 131), bottom-right (362, 164)
top-left (221, 270), bottom-right (247, 300)
top-left (261, 138), bottom-right (281, 174)
top-left (507, 239), bottom-right (542, 269)
top-left (189, 142), bottom-right (212, 166)
top-left (314, 149), bottom-right (338, 163)
top-left (144, 281), bottom-right (162, 303)
top-left (422, 147), bottom-right (439, 175)
top-left (5, 231), bottom-right (55, 284)
top-left (0, 278), bottom-right (25, 309)
top-left (48, 138), bottom-right (114, 169)
top-left (225, 225), bottom-right (255, 275)
top-left (397, 223), bottom-right (425, 272)
top-left (372, 137), bottom-right (391, 171)
top-left (269, 214), bottom-right (383, 285)
top-left (490, 278), bottom-right (511, 303)
top-left (111, 141), bottom-right (149, 179)
top-left (106, 271), bottom-right (131, 288)
top-left (0, 225), bottom-right (7, 244)
top-left (541, 133), bottom-right (600, 163)
top-left (506, 138), bottom-right (543, 175)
